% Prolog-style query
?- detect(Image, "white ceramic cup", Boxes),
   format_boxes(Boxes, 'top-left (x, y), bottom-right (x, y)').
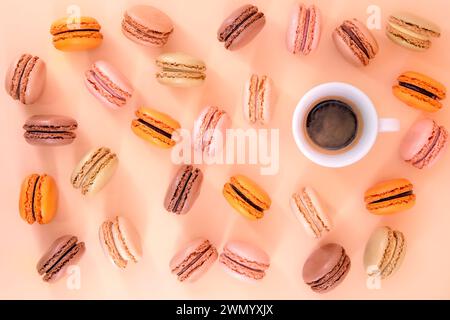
top-left (292, 82), bottom-right (400, 168)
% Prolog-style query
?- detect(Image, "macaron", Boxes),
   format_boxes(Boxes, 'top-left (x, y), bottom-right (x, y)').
top-left (223, 174), bottom-right (271, 220)
top-left (155, 52), bottom-right (206, 87)
top-left (219, 240), bottom-right (270, 281)
top-left (364, 178), bottom-right (416, 215)
top-left (217, 4), bottom-right (265, 50)
top-left (290, 187), bottom-right (331, 238)
top-left (193, 106), bottom-right (230, 157)
top-left (364, 226), bottom-right (406, 280)
top-left (71, 147), bottom-right (118, 196)
top-left (286, 3), bottom-right (321, 55)
top-left (243, 74), bottom-right (273, 125)
top-left (332, 19), bottom-right (379, 67)
top-left (19, 173), bottom-right (58, 225)
top-left (400, 119), bottom-right (448, 169)
top-left (4, 53), bottom-right (46, 104)
top-left (393, 71), bottom-right (446, 113)
top-left (23, 115), bottom-right (77, 146)
top-left (302, 243), bottom-right (351, 293)
top-left (84, 60), bottom-right (133, 109)
top-left (164, 165), bottom-right (203, 215)
top-left (386, 12), bottom-right (440, 51)
top-left (37, 235), bottom-right (85, 282)
top-left (50, 16), bottom-right (102, 51)
top-left (131, 107), bottom-right (181, 149)
top-left (122, 5), bottom-right (173, 47)
top-left (99, 216), bottom-right (142, 269)
top-left (170, 238), bottom-right (218, 282)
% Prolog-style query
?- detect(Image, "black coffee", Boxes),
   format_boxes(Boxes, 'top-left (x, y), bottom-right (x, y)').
top-left (306, 99), bottom-right (358, 150)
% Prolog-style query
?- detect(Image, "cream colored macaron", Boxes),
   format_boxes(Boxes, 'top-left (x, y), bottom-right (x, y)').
top-left (155, 52), bottom-right (206, 87)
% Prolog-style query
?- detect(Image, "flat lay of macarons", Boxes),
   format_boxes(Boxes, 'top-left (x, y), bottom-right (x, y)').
top-left (1, 0), bottom-right (450, 300)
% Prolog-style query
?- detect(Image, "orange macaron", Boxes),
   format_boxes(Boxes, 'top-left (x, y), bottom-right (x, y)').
top-left (50, 16), bottom-right (103, 51)
top-left (19, 174), bottom-right (58, 224)
top-left (364, 178), bottom-right (415, 215)
top-left (393, 71), bottom-right (446, 112)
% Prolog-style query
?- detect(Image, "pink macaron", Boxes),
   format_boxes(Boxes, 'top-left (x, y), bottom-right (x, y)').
top-left (400, 118), bottom-right (448, 169)
top-left (193, 106), bottom-right (230, 158)
top-left (170, 238), bottom-right (218, 282)
top-left (243, 74), bottom-right (274, 125)
top-left (219, 240), bottom-right (270, 282)
top-left (84, 60), bottom-right (133, 109)
top-left (286, 3), bottom-right (321, 55)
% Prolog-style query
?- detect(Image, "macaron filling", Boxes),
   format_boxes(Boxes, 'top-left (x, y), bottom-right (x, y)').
top-left (369, 190), bottom-right (413, 204)
top-left (175, 245), bottom-right (211, 277)
top-left (341, 24), bottom-right (369, 58)
top-left (137, 118), bottom-right (172, 139)
top-left (230, 184), bottom-right (263, 212)
top-left (398, 82), bottom-right (438, 100)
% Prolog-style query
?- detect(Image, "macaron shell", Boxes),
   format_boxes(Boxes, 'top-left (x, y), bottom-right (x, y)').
top-left (20, 57), bottom-right (46, 104)
top-left (289, 195), bottom-right (318, 238)
top-left (4, 54), bottom-right (28, 98)
top-left (350, 19), bottom-right (378, 57)
top-left (113, 216), bottom-right (142, 262)
top-left (183, 247), bottom-right (217, 282)
top-left (125, 5), bottom-right (173, 35)
top-left (257, 76), bottom-right (273, 124)
top-left (421, 127), bottom-right (448, 168)
top-left (82, 153), bottom-right (118, 196)
top-left (332, 28), bottom-right (366, 67)
top-left (156, 52), bottom-right (206, 72)
top-left (53, 33), bottom-right (103, 51)
top-left (366, 195), bottom-right (416, 215)
top-left (363, 226), bottom-right (395, 275)
top-left (302, 243), bottom-right (345, 284)
top-left (226, 13), bottom-right (265, 50)
top-left (35, 174), bottom-right (58, 224)
top-left (217, 4), bottom-right (256, 40)
top-left (19, 174), bottom-right (39, 224)
top-left (223, 183), bottom-right (263, 220)
top-left (398, 72), bottom-right (446, 99)
top-left (205, 112), bottom-right (230, 157)
top-left (50, 16), bottom-right (101, 34)
top-left (382, 231), bottom-right (406, 278)
top-left (243, 74), bottom-right (258, 123)
top-left (156, 72), bottom-right (205, 88)
top-left (99, 221), bottom-right (127, 269)
top-left (286, 3), bottom-right (305, 54)
top-left (392, 86), bottom-right (442, 112)
top-left (400, 119), bottom-right (435, 161)
top-left (389, 12), bottom-right (441, 37)
top-left (224, 241), bottom-right (270, 268)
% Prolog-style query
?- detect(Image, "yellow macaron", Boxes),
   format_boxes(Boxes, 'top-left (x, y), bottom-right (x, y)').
top-left (223, 175), bottom-right (271, 220)
top-left (50, 16), bottom-right (103, 51)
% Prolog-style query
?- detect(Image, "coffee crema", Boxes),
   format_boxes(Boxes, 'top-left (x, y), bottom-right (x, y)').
top-left (305, 99), bottom-right (358, 151)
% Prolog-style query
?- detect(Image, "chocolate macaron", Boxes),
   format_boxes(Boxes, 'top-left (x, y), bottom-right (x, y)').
top-left (164, 165), bottom-right (203, 215)
top-left (37, 235), bottom-right (85, 282)
top-left (23, 115), bottom-right (78, 146)
top-left (217, 4), bottom-right (265, 50)
top-left (302, 243), bottom-right (351, 293)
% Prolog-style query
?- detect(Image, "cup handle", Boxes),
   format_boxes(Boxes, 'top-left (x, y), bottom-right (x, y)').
top-left (378, 118), bottom-right (400, 132)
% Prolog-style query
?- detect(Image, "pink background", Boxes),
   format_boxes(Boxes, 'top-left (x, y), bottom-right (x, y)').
top-left (1, 0), bottom-right (449, 299)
